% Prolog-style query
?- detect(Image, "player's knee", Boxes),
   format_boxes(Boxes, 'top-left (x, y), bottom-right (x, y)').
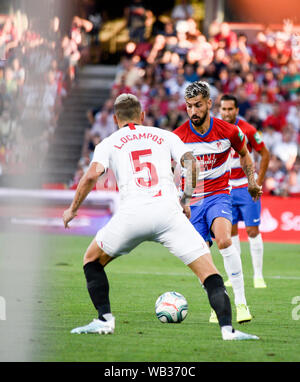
top-left (246, 227), bottom-right (259, 238)
top-left (216, 237), bottom-right (232, 249)
top-left (83, 246), bottom-right (101, 266)
top-left (83, 252), bottom-right (98, 266)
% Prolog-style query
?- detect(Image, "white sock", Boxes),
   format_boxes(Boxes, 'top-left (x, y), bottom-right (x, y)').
top-left (102, 313), bottom-right (114, 322)
top-left (248, 233), bottom-right (264, 279)
top-left (220, 244), bottom-right (247, 306)
top-left (231, 235), bottom-right (241, 256)
top-left (221, 325), bottom-right (233, 334)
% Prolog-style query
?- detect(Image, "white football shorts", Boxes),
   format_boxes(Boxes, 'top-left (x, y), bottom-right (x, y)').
top-left (95, 199), bottom-right (210, 265)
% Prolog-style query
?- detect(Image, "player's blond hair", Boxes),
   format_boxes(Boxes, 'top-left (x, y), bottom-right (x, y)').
top-left (114, 93), bottom-right (142, 121)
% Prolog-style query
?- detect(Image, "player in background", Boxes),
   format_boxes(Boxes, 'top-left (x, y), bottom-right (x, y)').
top-left (174, 81), bottom-right (262, 324)
top-left (220, 94), bottom-right (270, 288)
top-left (63, 93), bottom-right (259, 340)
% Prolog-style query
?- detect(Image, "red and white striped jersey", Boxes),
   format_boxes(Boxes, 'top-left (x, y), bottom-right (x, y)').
top-left (174, 117), bottom-right (245, 204)
top-left (230, 119), bottom-right (265, 189)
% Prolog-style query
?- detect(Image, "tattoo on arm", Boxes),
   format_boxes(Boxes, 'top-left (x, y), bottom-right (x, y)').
top-left (180, 152), bottom-right (197, 204)
top-left (240, 157), bottom-right (256, 186)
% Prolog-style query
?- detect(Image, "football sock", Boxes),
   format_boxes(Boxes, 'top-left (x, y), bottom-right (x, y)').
top-left (83, 260), bottom-right (111, 321)
top-left (231, 235), bottom-right (241, 256)
top-left (203, 274), bottom-right (232, 327)
top-left (220, 244), bottom-right (247, 306)
top-left (221, 325), bottom-right (234, 335)
top-left (248, 233), bottom-right (264, 279)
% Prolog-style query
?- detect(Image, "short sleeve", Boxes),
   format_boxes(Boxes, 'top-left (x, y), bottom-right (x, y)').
top-left (231, 125), bottom-right (246, 153)
top-left (90, 138), bottom-right (110, 171)
top-left (248, 127), bottom-right (265, 152)
top-left (168, 131), bottom-right (191, 165)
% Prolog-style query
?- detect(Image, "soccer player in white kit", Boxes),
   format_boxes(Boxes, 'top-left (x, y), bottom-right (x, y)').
top-left (63, 93), bottom-right (259, 340)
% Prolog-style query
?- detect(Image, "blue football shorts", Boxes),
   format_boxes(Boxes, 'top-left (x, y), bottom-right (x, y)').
top-left (231, 187), bottom-right (261, 227)
top-left (190, 193), bottom-right (233, 246)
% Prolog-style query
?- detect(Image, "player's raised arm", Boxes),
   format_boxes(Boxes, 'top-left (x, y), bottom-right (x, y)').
top-left (180, 151), bottom-right (198, 219)
top-left (237, 143), bottom-right (262, 202)
top-left (63, 162), bottom-right (105, 228)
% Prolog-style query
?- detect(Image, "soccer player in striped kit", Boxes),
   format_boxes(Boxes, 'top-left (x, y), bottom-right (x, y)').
top-left (174, 81), bottom-right (262, 324)
top-left (219, 94), bottom-right (270, 289)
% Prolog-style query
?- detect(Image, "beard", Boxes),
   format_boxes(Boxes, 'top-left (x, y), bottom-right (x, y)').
top-left (191, 109), bottom-right (208, 127)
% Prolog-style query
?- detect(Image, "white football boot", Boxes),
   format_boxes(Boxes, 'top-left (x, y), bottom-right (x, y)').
top-left (71, 316), bottom-right (115, 334)
top-left (222, 326), bottom-right (259, 341)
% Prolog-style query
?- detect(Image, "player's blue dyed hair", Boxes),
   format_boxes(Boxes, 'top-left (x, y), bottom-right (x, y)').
top-left (184, 81), bottom-right (210, 100)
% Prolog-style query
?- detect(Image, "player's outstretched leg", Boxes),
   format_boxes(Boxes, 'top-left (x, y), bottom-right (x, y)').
top-left (203, 274), bottom-right (258, 340)
top-left (71, 239), bottom-right (116, 335)
top-left (188, 255), bottom-right (259, 340)
top-left (212, 218), bottom-right (252, 324)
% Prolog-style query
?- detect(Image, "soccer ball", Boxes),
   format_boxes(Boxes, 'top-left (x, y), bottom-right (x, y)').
top-left (155, 291), bottom-right (188, 323)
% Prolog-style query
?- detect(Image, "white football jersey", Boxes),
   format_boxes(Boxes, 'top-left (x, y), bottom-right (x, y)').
top-left (91, 123), bottom-right (190, 203)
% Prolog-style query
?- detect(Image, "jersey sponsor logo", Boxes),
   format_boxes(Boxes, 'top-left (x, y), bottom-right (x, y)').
top-left (195, 154), bottom-right (217, 171)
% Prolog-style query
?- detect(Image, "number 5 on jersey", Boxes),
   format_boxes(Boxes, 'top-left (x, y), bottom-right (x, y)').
top-left (130, 149), bottom-right (159, 188)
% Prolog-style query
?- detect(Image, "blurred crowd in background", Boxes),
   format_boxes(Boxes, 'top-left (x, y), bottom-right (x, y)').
top-left (1, 0), bottom-right (300, 197)
top-left (0, 11), bottom-right (93, 176)
top-left (79, 0), bottom-right (300, 197)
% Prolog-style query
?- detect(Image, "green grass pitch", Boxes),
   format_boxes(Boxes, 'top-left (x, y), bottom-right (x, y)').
top-left (26, 234), bottom-right (300, 363)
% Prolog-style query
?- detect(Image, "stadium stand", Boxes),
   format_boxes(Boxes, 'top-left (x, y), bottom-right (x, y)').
top-left (45, 64), bottom-right (117, 187)
top-left (0, 10), bottom-right (114, 188)
top-left (76, 5), bottom-right (299, 197)
top-left (0, 2), bottom-right (299, 197)
top-left (0, 12), bottom-right (76, 187)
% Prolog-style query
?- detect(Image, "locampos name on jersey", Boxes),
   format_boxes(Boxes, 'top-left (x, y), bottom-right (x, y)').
top-left (114, 132), bottom-right (164, 150)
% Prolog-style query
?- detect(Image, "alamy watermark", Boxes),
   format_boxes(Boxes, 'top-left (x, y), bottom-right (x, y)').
top-left (0, 296), bottom-right (6, 321)
top-left (291, 296), bottom-right (300, 321)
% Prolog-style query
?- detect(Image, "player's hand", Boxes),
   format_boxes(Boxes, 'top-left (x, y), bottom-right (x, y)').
top-left (248, 183), bottom-right (263, 202)
top-left (180, 201), bottom-right (191, 219)
top-left (63, 208), bottom-right (77, 229)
